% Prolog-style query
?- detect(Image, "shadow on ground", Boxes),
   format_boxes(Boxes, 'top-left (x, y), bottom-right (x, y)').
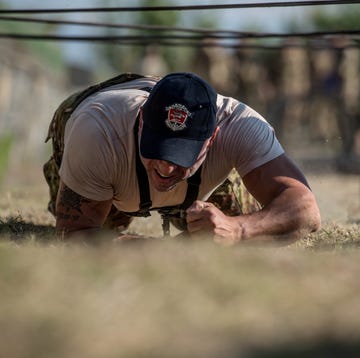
top-left (0, 216), bottom-right (55, 242)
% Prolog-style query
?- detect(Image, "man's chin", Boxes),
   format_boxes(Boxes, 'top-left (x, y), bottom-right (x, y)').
top-left (154, 183), bottom-right (177, 192)
top-left (149, 174), bottom-right (181, 192)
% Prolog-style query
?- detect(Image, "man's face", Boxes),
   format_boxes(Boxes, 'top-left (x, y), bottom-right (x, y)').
top-left (139, 113), bottom-right (219, 192)
top-left (141, 139), bottom-right (211, 192)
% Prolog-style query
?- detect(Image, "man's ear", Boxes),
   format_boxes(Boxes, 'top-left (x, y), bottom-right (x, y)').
top-left (209, 126), bottom-right (220, 147)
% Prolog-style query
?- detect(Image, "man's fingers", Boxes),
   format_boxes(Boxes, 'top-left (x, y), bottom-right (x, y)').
top-left (187, 200), bottom-right (207, 213)
top-left (186, 201), bottom-right (208, 224)
top-left (186, 201), bottom-right (216, 234)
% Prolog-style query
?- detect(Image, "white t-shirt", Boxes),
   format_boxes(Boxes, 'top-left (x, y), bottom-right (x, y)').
top-left (60, 77), bottom-right (284, 212)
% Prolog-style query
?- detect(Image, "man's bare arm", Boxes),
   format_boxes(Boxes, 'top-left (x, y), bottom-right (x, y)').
top-left (239, 153), bottom-right (321, 241)
top-left (55, 180), bottom-right (113, 240)
top-left (186, 154), bottom-right (321, 245)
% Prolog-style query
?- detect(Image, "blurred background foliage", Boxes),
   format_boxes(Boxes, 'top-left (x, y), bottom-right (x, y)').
top-left (0, 0), bottom-right (359, 187)
top-left (311, 5), bottom-right (360, 30)
top-left (0, 0), bottom-right (359, 76)
top-left (0, 1), bottom-right (64, 72)
top-left (0, 0), bottom-right (358, 79)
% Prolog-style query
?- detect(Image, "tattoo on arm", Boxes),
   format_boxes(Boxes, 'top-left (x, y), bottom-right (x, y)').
top-left (59, 185), bottom-right (91, 215)
top-left (56, 183), bottom-right (111, 235)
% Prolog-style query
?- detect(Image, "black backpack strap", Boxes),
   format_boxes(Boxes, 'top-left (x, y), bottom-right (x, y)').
top-left (181, 165), bottom-right (202, 210)
top-left (157, 166), bottom-right (202, 238)
top-left (133, 114), bottom-right (152, 217)
top-left (68, 73), bottom-right (146, 114)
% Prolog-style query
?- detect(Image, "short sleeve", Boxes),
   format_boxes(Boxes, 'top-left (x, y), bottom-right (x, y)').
top-left (59, 112), bottom-right (116, 201)
top-left (220, 103), bottom-right (284, 177)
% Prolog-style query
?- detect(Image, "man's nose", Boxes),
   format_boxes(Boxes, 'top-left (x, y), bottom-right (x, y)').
top-left (158, 160), bottom-right (177, 174)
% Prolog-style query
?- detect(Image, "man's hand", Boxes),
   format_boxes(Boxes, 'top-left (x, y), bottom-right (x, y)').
top-left (186, 200), bottom-right (242, 246)
top-left (186, 154), bottom-right (321, 246)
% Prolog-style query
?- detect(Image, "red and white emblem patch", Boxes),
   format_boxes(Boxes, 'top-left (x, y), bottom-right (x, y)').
top-left (165, 103), bottom-right (191, 131)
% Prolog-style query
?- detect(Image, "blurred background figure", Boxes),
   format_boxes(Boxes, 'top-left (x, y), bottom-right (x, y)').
top-left (137, 44), bottom-right (169, 77)
top-left (337, 41), bottom-right (360, 173)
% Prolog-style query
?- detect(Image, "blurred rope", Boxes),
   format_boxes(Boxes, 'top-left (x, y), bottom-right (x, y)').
top-left (0, 15), bottom-right (359, 39)
top-left (0, 1), bottom-right (358, 49)
top-left (0, 32), bottom-right (359, 40)
top-left (0, 0), bottom-right (359, 14)
top-left (0, 32), bottom-right (358, 49)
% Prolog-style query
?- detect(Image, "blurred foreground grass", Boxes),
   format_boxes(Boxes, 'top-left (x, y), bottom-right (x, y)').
top-left (0, 228), bottom-right (360, 358)
top-left (0, 184), bottom-right (360, 357)
top-left (0, 134), bottom-right (13, 184)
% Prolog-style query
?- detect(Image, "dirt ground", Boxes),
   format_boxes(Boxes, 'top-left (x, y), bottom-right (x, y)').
top-left (293, 152), bottom-right (360, 227)
top-left (308, 172), bottom-right (360, 225)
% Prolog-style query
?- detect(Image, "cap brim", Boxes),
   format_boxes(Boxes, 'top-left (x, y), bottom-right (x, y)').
top-left (140, 123), bottom-right (205, 168)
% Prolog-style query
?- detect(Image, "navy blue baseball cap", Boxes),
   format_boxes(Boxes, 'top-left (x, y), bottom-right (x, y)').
top-left (140, 72), bottom-right (218, 168)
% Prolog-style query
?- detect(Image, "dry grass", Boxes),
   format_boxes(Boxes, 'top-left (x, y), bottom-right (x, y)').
top-left (0, 175), bottom-right (360, 357)
top-left (1, 228), bottom-right (360, 357)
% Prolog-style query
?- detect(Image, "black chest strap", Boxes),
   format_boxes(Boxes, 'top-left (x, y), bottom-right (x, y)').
top-left (133, 114), bottom-right (152, 216)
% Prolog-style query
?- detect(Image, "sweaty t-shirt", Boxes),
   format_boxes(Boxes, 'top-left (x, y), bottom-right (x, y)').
top-left (59, 77), bottom-right (284, 212)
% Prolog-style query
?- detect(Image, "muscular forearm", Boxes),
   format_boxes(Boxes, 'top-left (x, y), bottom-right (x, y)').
top-left (235, 187), bottom-right (321, 243)
top-left (55, 180), bottom-right (116, 244)
top-left (186, 187), bottom-right (321, 246)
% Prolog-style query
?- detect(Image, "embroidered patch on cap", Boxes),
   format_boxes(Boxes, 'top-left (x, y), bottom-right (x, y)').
top-left (165, 103), bottom-right (191, 131)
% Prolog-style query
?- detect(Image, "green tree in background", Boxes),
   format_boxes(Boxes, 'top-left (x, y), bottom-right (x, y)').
top-left (0, 0), bottom-right (64, 72)
top-left (136, 0), bottom-right (178, 29)
top-left (98, 0), bottom-right (180, 73)
top-left (97, 0), bottom-right (217, 74)
top-left (311, 6), bottom-right (360, 30)
top-left (135, 0), bottom-right (179, 72)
